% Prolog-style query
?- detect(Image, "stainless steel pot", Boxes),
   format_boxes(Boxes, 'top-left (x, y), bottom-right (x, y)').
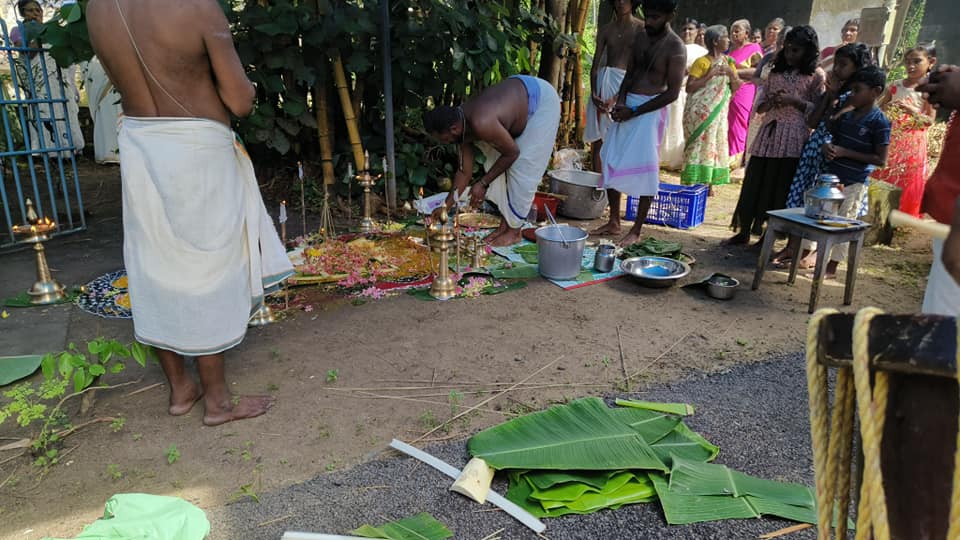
top-left (593, 244), bottom-right (616, 273)
top-left (535, 225), bottom-right (588, 280)
top-left (547, 170), bottom-right (607, 220)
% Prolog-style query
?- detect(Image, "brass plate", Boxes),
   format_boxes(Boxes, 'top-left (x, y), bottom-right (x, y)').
top-left (458, 213), bottom-right (500, 229)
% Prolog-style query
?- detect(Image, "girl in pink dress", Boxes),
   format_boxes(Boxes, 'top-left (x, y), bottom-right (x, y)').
top-left (726, 26), bottom-right (825, 245)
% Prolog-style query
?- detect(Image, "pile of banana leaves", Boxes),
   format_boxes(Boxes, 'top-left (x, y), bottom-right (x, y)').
top-left (468, 397), bottom-right (836, 527)
top-left (619, 238), bottom-right (683, 260)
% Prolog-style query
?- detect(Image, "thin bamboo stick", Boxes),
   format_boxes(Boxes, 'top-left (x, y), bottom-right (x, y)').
top-left (574, 49), bottom-right (585, 142)
top-left (331, 50), bottom-right (365, 171)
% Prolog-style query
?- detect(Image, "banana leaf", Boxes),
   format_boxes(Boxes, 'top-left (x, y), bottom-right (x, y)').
top-left (350, 513), bottom-right (452, 540)
top-left (489, 264), bottom-right (540, 280)
top-left (0, 355), bottom-right (44, 386)
top-left (512, 244), bottom-right (539, 264)
top-left (524, 470), bottom-right (621, 491)
top-left (529, 471), bottom-right (640, 502)
top-left (468, 397), bottom-right (668, 472)
top-left (614, 398), bottom-right (695, 417)
top-left (507, 470), bottom-right (656, 518)
top-left (667, 456), bottom-right (813, 508)
top-left (649, 423), bottom-right (720, 465)
top-left (606, 407), bottom-right (682, 443)
top-left (650, 473), bottom-right (760, 524)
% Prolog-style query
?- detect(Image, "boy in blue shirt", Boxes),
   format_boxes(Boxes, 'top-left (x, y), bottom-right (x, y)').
top-left (802, 65), bottom-right (891, 279)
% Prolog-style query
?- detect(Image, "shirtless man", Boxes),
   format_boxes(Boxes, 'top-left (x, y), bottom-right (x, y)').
top-left (86, 0), bottom-right (284, 425)
top-left (423, 76), bottom-right (560, 246)
top-left (593, 0), bottom-right (686, 246)
top-left (585, 0), bottom-right (643, 174)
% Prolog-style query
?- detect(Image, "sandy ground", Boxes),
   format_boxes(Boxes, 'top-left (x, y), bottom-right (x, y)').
top-left (0, 160), bottom-right (931, 539)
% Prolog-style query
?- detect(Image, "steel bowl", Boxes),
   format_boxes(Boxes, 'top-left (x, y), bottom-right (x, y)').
top-left (706, 275), bottom-right (740, 300)
top-left (620, 256), bottom-right (691, 288)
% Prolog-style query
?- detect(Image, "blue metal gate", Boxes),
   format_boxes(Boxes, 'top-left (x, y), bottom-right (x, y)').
top-left (0, 18), bottom-right (84, 248)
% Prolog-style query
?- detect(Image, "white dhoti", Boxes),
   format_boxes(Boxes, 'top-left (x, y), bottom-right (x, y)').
top-left (84, 57), bottom-right (122, 164)
top-left (599, 94), bottom-right (666, 197)
top-left (922, 238), bottom-right (960, 316)
top-left (478, 78), bottom-right (560, 229)
top-left (660, 90), bottom-right (686, 170)
top-left (584, 67), bottom-right (626, 144)
top-left (119, 117), bottom-right (293, 356)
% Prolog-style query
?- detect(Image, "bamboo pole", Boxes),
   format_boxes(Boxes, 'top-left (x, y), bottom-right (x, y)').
top-left (315, 79), bottom-right (335, 186)
top-left (331, 50), bottom-right (365, 171)
top-left (574, 49), bottom-right (584, 143)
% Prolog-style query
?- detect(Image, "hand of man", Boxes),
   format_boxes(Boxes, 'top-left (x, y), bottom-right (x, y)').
top-left (611, 104), bottom-right (634, 122)
top-left (918, 65), bottom-right (960, 110)
top-left (470, 183), bottom-right (488, 208)
top-left (591, 94), bottom-right (606, 111)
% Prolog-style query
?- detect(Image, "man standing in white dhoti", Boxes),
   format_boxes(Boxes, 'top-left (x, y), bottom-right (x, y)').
top-left (594, 0), bottom-right (686, 246)
top-left (424, 76), bottom-right (561, 247)
top-left (86, 0), bottom-right (293, 425)
top-left (585, 0), bottom-right (643, 174)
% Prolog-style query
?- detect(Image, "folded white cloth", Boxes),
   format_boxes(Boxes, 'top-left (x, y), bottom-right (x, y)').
top-left (584, 67), bottom-right (626, 144)
top-left (478, 77), bottom-right (560, 228)
top-left (119, 117), bottom-right (293, 356)
top-left (599, 93), bottom-right (666, 197)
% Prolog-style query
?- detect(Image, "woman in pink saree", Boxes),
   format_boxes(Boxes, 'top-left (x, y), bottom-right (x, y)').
top-left (727, 19), bottom-right (763, 168)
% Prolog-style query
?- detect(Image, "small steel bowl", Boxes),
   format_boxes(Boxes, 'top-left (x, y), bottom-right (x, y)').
top-left (620, 256), bottom-right (691, 288)
top-left (706, 275), bottom-right (740, 300)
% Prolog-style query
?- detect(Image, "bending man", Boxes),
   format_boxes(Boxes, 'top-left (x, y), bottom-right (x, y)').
top-left (87, 0), bottom-right (293, 425)
top-left (423, 76), bottom-right (560, 246)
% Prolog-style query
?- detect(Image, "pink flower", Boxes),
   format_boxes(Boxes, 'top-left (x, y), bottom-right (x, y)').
top-left (303, 304), bottom-right (314, 312)
top-left (357, 286), bottom-right (387, 300)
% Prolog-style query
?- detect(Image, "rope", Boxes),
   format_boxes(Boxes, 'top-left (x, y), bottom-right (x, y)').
top-left (948, 319), bottom-right (960, 538)
top-left (852, 307), bottom-right (889, 540)
top-left (807, 308), bottom-right (838, 539)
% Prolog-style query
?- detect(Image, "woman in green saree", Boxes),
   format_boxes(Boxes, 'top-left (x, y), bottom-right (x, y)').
top-left (681, 25), bottom-right (741, 188)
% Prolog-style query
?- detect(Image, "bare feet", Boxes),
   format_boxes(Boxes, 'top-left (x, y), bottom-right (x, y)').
top-left (618, 232), bottom-right (641, 247)
top-left (483, 229), bottom-right (504, 246)
top-left (721, 233), bottom-right (750, 246)
top-left (203, 395), bottom-right (275, 426)
top-left (591, 221), bottom-right (622, 235)
top-left (168, 381), bottom-right (203, 416)
top-left (488, 229), bottom-right (522, 247)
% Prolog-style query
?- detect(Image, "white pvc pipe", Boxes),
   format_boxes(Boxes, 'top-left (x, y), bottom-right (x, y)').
top-left (388, 439), bottom-right (547, 534)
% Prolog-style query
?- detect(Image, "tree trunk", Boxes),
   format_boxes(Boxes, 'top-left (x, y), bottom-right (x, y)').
top-left (538, 0), bottom-right (569, 89)
top-left (315, 75), bottom-right (335, 186)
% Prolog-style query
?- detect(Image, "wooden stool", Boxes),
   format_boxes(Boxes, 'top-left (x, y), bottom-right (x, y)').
top-left (752, 208), bottom-right (870, 313)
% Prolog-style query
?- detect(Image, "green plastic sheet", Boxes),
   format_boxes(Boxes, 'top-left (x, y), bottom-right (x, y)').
top-left (44, 493), bottom-right (210, 539)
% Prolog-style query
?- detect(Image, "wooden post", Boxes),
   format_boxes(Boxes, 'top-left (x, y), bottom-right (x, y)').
top-left (331, 50), bottom-right (365, 171)
top-left (816, 313), bottom-right (958, 538)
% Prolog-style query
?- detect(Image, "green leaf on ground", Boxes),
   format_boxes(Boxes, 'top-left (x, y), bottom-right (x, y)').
top-left (351, 512), bottom-right (453, 540)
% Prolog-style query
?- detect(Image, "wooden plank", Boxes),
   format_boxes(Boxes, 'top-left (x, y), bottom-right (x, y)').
top-left (816, 313), bottom-right (957, 377)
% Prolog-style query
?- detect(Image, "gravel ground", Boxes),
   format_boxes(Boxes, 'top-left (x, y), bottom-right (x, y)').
top-left (208, 354), bottom-right (819, 540)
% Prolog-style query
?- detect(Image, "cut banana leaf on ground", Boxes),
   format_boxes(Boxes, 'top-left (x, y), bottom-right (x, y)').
top-left (614, 398), bottom-right (695, 417)
top-left (350, 512), bottom-right (453, 540)
top-left (667, 456), bottom-right (812, 507)
top-left (468, 397), bottom-right (668, 472)
top-left (648, 423), bottom-right (719, 465)
top-left (506, 470), bottom-right (656, 518)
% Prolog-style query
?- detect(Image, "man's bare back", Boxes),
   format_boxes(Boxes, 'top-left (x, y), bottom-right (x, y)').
top-left (462, 79), bottom-right (529, 142)
top-left (86, 0), bottom-right (254, 125)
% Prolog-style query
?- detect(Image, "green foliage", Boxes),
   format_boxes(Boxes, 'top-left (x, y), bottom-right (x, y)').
top-left (325, 368), bottom-right (339, 383)
top-left (0, 338), bottom-right (153, 471)
top-left (887, 0), bottom-right (927, 83)
top-left (40, 0), bottom-right (553, 202)
top-left (164, 443), bottom-right (180, 465)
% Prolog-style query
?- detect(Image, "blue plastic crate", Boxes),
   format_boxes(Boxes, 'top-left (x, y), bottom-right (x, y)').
top-left (625, 183), bottom-right (709, 229)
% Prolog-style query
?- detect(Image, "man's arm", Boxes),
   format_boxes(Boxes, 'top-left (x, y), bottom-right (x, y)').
top-left (473, 119), bottom-right (520, 187)
top-left (590, 27), bottom-right (608, 107)
top-left (445, 142), bottom-right (475, 207)
top-left (200, 0), bottom-right (255, 118)
top-left (620, 45), bottom-right (687, 119)
top-left (615, 37), bottom-right (638, 107)
top-left (918, 65), bottom-right (960, 111)
top-left (824, 142), bottom-right (889, 167)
